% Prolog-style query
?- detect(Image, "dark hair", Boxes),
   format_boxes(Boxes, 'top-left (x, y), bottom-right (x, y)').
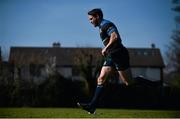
top-left (88, 8), bottom-right (103, 20)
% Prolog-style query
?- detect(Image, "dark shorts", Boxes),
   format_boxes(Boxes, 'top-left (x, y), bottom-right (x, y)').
top-left (103, 47), bottom-right (130, 71)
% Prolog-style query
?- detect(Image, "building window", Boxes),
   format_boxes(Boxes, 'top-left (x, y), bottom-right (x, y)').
top-left (72, 66), bottom-right (80, 76)
top-left (143, 51), bottom-right (148, 56)
top-left (135, 50), bottom-right (152, 56)
top-left (30, 64), bottom-right (42, 77)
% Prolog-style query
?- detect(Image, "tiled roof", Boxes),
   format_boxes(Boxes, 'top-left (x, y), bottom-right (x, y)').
top-left (128, 48), bottom-right (164, 67)
top-left (9, 47), bottom-right (164, 67)
top-left (9, 47), bottom-right (101, 66)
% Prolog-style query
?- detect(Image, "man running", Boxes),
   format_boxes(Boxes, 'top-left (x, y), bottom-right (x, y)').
top-left (78, 8), bottom-right (133, 114)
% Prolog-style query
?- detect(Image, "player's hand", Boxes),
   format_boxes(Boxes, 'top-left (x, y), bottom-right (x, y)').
top-left (102, 47), bottom-right (107, 56)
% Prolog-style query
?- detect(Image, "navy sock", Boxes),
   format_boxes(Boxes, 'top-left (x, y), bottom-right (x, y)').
top-left (89, 85), bottom-right (103, 108)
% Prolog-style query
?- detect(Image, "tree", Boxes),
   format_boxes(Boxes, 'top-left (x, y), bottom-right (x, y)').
top-left (166, 0), bottom-right (180, 73)
top-left (74, 49), bottom-right (103, 96)
top-left (166, 0), bottom-right (180, 92)
top-left (170, 0), bottom-right (180, 72)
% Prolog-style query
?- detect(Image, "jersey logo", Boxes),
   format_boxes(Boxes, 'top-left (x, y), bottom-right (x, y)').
top-left (99, 28), bottom-right (102, 33)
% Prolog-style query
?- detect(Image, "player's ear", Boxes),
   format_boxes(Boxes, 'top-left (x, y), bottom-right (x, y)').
top-left (95, 14), bottom-right (100, 19)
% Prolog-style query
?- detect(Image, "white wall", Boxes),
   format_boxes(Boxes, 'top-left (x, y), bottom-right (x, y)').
top-left (58, 67), bottom-right (72, 78)
top-left (57, 67), bottom-right (162, 81)
top-left (131, 67), bottom-right (161, 81)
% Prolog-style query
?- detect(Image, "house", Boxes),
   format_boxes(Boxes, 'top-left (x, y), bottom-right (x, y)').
top-left (129, 48), bottom-right (164, 82)
top-left (9, 45), bottom-right (164, 82)
top-left (9, 45), bottom-right (101, 80)
top-left (0, 47), bottom-right (14, 82)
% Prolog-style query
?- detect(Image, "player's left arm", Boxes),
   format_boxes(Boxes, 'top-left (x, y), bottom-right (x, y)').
top-left (102, 31), bottom-right (118, 56)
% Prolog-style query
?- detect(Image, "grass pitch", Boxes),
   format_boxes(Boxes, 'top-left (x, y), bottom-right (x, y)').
top-left (0, 108), bottom-right (180, 118)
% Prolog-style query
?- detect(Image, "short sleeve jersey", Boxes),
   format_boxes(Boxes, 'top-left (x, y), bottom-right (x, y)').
top-left (99, 19), bottom-right (123, 52)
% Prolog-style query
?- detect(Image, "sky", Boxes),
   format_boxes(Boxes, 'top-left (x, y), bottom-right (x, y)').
top-left (0, 0), bottom-right (176, 61)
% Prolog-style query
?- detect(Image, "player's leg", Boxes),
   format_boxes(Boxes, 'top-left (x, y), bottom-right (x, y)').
top-left (78, 66), bottom-right (113, 114)
top-left (117, 68), bottom-right (133, 86)
top-left (89, 66), bottom-right (112, 106)
top-left (110, 46), bottom-right (133, 85)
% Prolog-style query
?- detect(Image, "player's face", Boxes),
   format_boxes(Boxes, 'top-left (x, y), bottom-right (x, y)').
top-left (88, 15), bottom-right (99, 27)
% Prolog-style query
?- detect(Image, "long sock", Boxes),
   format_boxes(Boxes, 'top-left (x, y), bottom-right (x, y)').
top-left (89, 85), bottom-right (103, 108)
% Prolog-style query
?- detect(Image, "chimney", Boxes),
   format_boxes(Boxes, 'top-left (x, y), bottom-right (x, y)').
top-left (53, 42), bottom-right (61, 48)
top-left (151, 43), bottom-right (155, 48)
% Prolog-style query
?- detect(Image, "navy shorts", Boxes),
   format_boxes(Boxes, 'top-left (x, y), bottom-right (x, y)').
top-left (103, 47), bottom-right (130, 71)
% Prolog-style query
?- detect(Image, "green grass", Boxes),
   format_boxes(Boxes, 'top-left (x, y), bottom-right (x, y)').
top-left (0, 108), bottom-right (180, 118)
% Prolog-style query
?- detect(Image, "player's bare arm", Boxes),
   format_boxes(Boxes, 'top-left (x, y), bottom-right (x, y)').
top-left (102, 31), bottom-right (118, 56)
